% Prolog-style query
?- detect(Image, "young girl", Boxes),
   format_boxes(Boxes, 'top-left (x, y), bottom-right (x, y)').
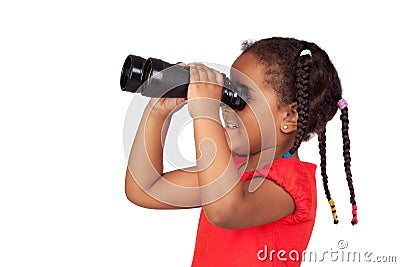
top-left (125, 37), bottom-right (358, 266)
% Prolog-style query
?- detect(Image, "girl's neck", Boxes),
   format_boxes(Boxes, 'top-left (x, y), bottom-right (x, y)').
top-left (243, 149), bottom-right (299, 172)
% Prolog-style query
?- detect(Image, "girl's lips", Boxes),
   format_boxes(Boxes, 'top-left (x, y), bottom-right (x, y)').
top-left (224, 122), bottom-right (239, 130)
top-left (222, 112), bottom-right (240, 130)
top-left (225, 123), bottom-right (239, 129)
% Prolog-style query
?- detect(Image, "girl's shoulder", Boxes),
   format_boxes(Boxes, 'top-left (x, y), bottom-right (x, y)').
top-left (233, 153), bottom-right (317, 223)
top-left (265, 157), bottom-right (317, 223)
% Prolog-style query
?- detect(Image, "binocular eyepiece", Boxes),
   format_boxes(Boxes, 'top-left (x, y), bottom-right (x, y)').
top-left (120, 55), bottom-right (248, 110)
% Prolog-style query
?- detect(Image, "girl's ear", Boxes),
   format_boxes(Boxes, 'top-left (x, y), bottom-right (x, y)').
top-left (279, 102), bottom-right (298, 133)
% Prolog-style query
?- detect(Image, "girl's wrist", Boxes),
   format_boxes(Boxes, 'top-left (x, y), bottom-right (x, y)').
top-left (144, 104), bottom-right (172, 121)
top-left (188, 98), bottom-right (221, 121)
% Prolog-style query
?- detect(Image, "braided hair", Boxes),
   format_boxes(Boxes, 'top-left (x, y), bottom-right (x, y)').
top-left (339, 103), bottom-right (358, 225)
top-left (241, 38), bottom-right (358, 225)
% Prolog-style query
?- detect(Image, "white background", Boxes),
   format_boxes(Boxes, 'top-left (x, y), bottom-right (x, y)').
top-left (1, 0), bottom-right (399, 266)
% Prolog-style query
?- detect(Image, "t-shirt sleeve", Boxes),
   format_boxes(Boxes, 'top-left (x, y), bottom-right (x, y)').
top-left (264, 158), bottom-right (316, 224)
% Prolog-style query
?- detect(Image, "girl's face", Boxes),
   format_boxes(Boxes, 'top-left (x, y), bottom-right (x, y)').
top-left (222, 52), bottom-right (280, 156)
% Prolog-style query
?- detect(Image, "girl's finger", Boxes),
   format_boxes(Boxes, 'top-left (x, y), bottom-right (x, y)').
top-left (215, 70), bottom-right (224, 87)
top-left (195, 64), bottom-right (210, 82)
top-left (207, 68), bottom-right (223, 86)
top-left (189, 64), bottom-right (200, 82)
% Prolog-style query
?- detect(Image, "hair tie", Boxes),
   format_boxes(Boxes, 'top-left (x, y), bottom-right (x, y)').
top-left (337, 98), bottom-right (348, 110)
top-left (283, 152), bottom-right (292, 158)
top-left (299, 49), bottom-right (312, 57)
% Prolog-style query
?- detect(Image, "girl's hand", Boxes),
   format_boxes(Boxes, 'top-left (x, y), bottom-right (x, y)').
top-left (147, 97), bottom-right (186, 118)
top-left (146, 62), bottom-right (187, 118)
top-left (187, 63), bottom-right (224, 118)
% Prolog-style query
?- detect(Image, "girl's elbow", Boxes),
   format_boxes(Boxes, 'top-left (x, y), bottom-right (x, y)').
top-left (125, 173), bottom-right (145, 207)
top-left (124, 185), bottom-right (152, 209)
top-left (125, 181), bottom-right (139, 205)
top-left (125, 174), bottom-right (169, 209)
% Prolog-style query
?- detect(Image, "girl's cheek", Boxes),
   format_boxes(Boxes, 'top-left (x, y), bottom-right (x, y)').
top-left (224, 130), bottom-right (232, 150)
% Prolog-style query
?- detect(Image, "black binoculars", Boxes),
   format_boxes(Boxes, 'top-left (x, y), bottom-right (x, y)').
top-left (120, 55), bottom-right (248, 110)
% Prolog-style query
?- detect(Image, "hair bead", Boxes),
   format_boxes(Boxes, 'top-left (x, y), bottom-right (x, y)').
top-left (337, 98), bottom-right (348, 110)
top-left (283, 152), bottom-right (292, 158)
top-left (300, 49), bottom-right (312, 57)
top-left (351, 204), bottom-right (358, 225)
top-left (328, 198), bottom-right (339, 224)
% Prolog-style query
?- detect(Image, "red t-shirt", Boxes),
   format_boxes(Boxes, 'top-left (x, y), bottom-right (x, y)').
top-left (191, 154), bottom-right (317, 267)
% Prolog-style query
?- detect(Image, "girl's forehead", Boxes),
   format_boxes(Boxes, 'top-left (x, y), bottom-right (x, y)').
top-left (230, 53), bottom-right (279, 108)
top-left (230, 53), bottom-right (266, 91)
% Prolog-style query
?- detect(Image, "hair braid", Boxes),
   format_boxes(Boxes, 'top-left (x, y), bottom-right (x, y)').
top-left (288, 52), bottom-right (311, 155)
top-left (340, 106), bottom-right (358, 225)
top-left (318, 128), bottom-right (339, 224)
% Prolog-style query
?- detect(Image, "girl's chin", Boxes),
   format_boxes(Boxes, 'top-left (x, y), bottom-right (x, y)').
top-left (223, 126), bottom-right (239, 131)
top-left (223, 128), bottom-right (251, 155)
top-left (224, 130), bottom-right (232, 150)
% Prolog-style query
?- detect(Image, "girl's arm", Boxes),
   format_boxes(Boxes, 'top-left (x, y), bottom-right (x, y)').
top-left (188, 64), bottom-right (295, 229)
top-left (125, 99), bottom-right (201, 209)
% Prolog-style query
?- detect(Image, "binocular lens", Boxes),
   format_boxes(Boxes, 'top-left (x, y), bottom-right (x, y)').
top-left (120, 55), bottom-right (146, 93)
